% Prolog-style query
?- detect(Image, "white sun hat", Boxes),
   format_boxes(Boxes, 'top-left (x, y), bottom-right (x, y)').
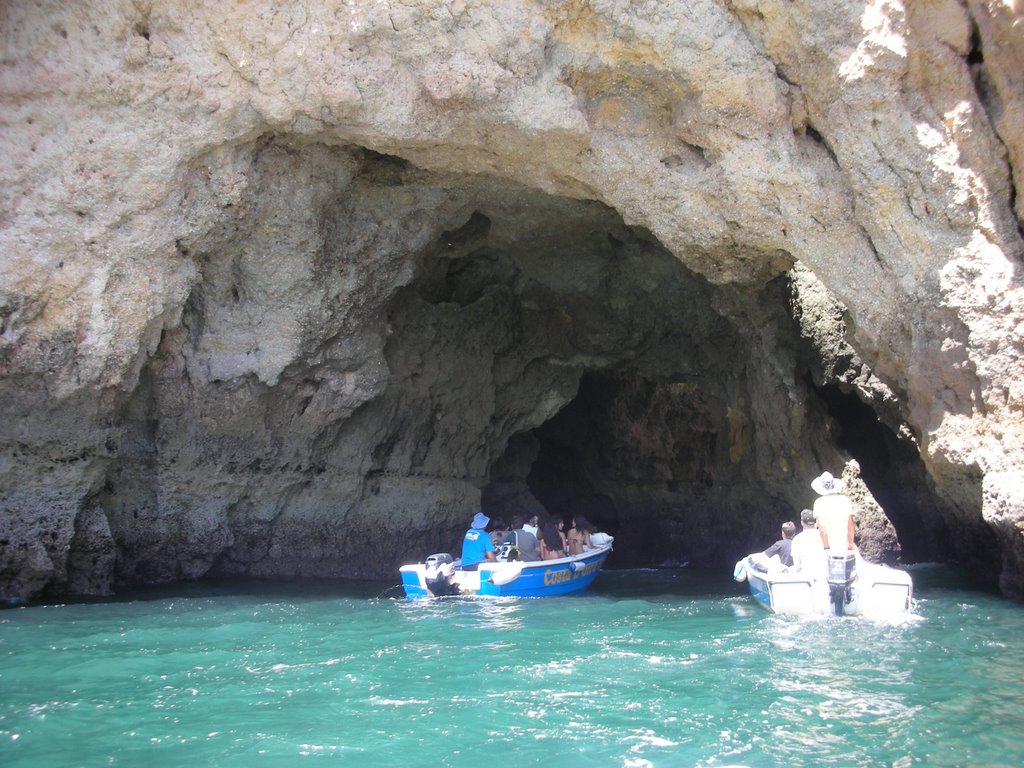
top-left (811, 471), bottom-right (844, 495)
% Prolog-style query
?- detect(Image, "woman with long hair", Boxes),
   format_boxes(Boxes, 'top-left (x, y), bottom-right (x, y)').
top-left (540, 520), bottom-right (566, 560)
top-left (567, 515), bottom-right (593, 555)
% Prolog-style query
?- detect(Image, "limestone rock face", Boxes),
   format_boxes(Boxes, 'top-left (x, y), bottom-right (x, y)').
top-left (1, 1), bottom-right (1022, 601)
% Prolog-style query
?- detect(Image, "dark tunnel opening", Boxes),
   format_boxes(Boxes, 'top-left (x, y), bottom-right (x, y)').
top-left (815, 382), bottom-right (999, 584)
top-left (815, 383), bottom-right (949, 562)
top-left (506, 370), bottom-right (723, 570)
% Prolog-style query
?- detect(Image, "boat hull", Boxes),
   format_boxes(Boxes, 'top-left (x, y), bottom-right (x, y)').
top-left (400, 544), bottom-right (612, 598)
top-left (735, 555), bottom-right (913, 617)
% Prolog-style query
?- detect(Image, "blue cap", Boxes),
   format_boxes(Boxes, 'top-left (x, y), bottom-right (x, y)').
top-left (471, 512), bottom-right (490, 529)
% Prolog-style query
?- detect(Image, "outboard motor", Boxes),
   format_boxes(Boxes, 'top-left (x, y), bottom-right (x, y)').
top-left (423, 553), bottom-right (459, 596)
top-left (827, 553), bottom-right (857, 616)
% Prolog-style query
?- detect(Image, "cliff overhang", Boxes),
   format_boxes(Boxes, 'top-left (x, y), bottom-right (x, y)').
top-left (1, 1), bottom-right (1022, 601)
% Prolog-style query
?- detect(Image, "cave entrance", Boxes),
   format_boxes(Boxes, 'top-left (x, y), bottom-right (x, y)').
top-left (815, 382), bottom-right (996, 574)
top-left (29, 138), bottom-right (997, 599)
top-left (383, 173), bottom-right (772, 569)
top-left (178, 138), bottom-right (983, 584)
top-left (380, 170), bottom-right (934, 572)
top-left (483, 371), bottom-right (719, 569)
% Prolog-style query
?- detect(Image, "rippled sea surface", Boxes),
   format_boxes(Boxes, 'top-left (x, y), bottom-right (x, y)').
top-left (2, 566), bottom-right (1023, 767)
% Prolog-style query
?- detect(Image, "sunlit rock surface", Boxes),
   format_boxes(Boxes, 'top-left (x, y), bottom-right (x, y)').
top-left (1, 1), bottom-right (1022, 601)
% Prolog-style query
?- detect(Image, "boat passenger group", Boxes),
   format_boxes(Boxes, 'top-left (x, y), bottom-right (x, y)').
top-left (459, 512), bottom-right (611, 570)
top-left (744, 471), bottom-right (857, 580)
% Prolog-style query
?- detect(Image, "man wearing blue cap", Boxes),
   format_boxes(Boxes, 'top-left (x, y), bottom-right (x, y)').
top-left (461, 512), bottom-right (496, 570)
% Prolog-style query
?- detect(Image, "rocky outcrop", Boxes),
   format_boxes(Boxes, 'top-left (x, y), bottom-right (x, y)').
top-left (1, 1), bottom-right (1021, 601)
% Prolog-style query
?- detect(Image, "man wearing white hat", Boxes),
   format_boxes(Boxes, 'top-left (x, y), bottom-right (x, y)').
top-left (812, 471), bottom-right (859, 614)
top-left (811, 471), bottom-right (856, 553)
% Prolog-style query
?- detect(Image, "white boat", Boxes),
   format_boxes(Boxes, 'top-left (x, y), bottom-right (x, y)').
top-left (733, 553), bottom-right (913, 617)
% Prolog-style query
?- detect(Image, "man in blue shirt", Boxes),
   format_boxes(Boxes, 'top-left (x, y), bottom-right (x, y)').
top-left (460, 512), bottom-right (496, 570)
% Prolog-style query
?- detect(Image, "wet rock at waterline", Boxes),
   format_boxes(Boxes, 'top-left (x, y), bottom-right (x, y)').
top-left (1, 1), bottom-right (1022, 601)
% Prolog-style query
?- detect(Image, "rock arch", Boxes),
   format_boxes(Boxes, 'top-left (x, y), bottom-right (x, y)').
top-left (1, 1), bottom-right (1022, 601)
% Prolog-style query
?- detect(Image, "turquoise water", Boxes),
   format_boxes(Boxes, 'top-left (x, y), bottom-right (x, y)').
top-left (2, 567), bottom-right (1022, 768)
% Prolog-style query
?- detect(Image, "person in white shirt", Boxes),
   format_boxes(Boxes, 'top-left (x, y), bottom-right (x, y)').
top-left (790, 507), bottom-right (830, 612)
top-left (811, 471), bottom-right (856, 554)
top-left (791, 508), bottom-right (827, 574)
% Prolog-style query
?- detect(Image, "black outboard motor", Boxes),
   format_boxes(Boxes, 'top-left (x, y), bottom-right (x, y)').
top-left (423, 553), bottom-right (459, 596)
top-left (827, 553), bottom-right (857, 615)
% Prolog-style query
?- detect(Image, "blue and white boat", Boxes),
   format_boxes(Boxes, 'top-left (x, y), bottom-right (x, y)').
top-left (400, 542), bottom-right (613, 598)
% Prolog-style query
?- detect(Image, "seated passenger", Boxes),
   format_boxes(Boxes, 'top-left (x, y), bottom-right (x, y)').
top-left (460, 512), bottom-right (496, 571)
top-left (556, 518), bottom-right (569, 552)
top-left (488, 517), bottom-right (511, 547)
top-left (750, 521), bottom-right (796, 571)
top-left (791, 509), bottom-right (829, 573)
top-left (790, 508), bottom-right (830, 612)
top-left (508, 514), bottom-right (541, 562)
top-left (567, 515), bottom-right (594, 555)
top-left (539, 520), bottom-right (567, 560)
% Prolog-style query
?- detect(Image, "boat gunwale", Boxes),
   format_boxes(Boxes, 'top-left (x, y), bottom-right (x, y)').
top-left (479, 543), bottom-right (613, 573)
top-left (399, 543), bottom-right (613, 574)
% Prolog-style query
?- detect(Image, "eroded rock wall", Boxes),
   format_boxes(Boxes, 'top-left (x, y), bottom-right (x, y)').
top-left (1, 1), bottom-right (1022, 600)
